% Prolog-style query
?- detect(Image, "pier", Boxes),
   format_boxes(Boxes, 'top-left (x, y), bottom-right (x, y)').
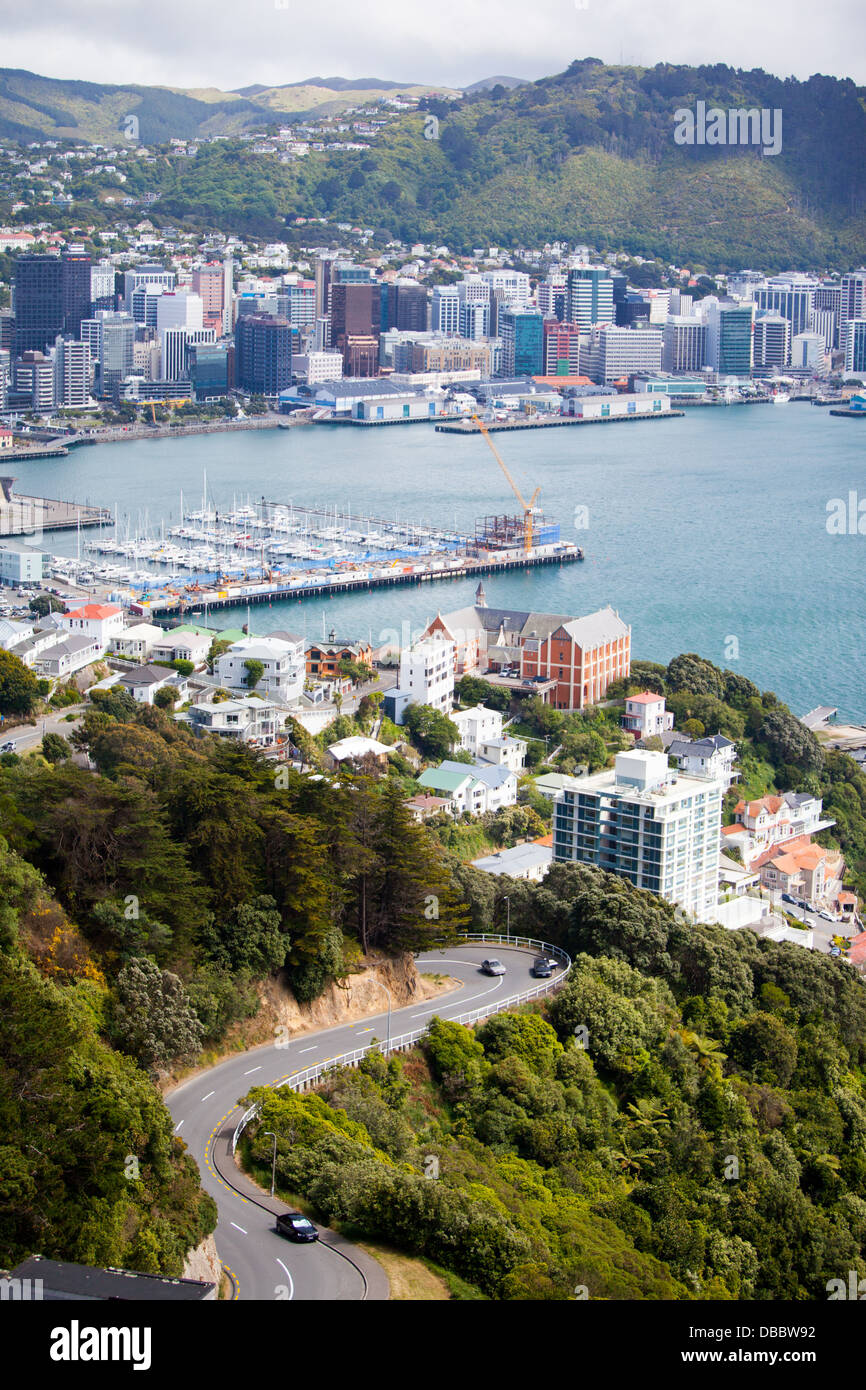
top-left (435, 411), bottom-right (684, 435)
top-left (0, 476), bottom-right (111, 535)
top-left (133, 544), bottom-right (584, 619)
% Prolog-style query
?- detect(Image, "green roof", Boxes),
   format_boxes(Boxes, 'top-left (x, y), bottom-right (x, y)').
top-left (170, 624), bottom-right (218, 638)
top-left (417, 768), bottom-right (472, 794)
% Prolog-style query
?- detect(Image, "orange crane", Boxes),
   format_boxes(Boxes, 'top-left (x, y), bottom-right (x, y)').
top-left (472, 415), bottom-right (540, 552)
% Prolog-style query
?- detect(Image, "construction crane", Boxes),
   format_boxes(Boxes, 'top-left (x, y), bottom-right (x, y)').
top-left (472, 415), bottom-right (540, 552)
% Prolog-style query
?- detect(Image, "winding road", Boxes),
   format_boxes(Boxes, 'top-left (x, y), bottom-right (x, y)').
top-left (166, 939), bottom-right (568, 1301)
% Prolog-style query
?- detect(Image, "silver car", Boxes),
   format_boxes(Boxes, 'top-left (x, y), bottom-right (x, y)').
top-left (481, 958), bottom-right (506, 976)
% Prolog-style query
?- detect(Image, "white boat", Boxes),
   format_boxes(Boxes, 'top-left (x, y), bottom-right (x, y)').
top-left (772, 391), bottom-right (790, 405)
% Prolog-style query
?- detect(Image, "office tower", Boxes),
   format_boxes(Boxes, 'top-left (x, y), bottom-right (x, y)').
top-left (499, 306), bottom-right (544, 377)
top-left (313, 316), bottom-right (331, 351)
top-left (610, 271), bottom-right (629, 326)
top-left (840, 273), bottom-right (866, 332)
top-left (662, 317), bottom-right (707, 373)
top-left (60, 246), bottom-right (92, 339)
top-left (543, 319), bottom-right (581, 375)
top-left (791, 332), bottom-right (826, 370)
top-left (0, 349), bottom-right (8, 410)
top-left (90, 259), bottom-right (116, 313)
top-left (809, 308), bottom-right (836, 352)
top-left (343, 335), bottom-right (379, 377)
top-left (481, 269), bottom-right (531, 306)
top-left (669, 289), bottom-right (694, 316)
top-left (842, 319), bottom-right (866, 374)
top-left (0, 309), bottom-right (13, 351)
top-left (537, 280), bottom-right (568, 321)
top-left (552, 749), bottom-right (725, 918)
top-left (620, 292), bottom-right (651, 328)
top-left (123, 264), bottom-right (175, 311)
top-left (567, 266), bottom-right (614, 331)
top-left (89, 311), bottom-right (135, 396)
top-left (131, 285), bottom-right (167, 329)
top-left (192, 263), bottom-right (226, 335)
top-left (53, 337), bottom-right (91, 407)
top-left (330, 283), bottom-right (381, 356)
top-left (754, 282), bottom-right (814, 338)
top-left (234, 313), bottom-right (292, 394)
top-left (161, 327), bottom-right (215, 382)
top-left (156, 290), bottom-right (203, 337)
top-left (222, 253), bottom-right (234, 335)
top-left (458, 278), bottom-right (491, 339)
top-left (753, 312), bottom-right (791, 369)
top-left (283, 280), bottom-right (316, 330)
top-left (190, 342), bottom-right (233, 399)
top-left (313, 251), bottom-right (339, 319)
top-left (704, 302), bottom-right (755, 377)
top-left (395, 283), bottom-right (428, 332)
top-left (432, 285), bottom-right (460, 335)
top-left (14, 352), bottom-right (56, 410)
top-left (587, 324), bottom-right (663, 383)
top-left (13, 254), bottom-right (63, 354)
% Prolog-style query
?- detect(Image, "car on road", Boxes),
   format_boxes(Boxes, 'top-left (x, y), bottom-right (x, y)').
top-left (829, 946), bottom-right (842, 958)
top-left (275, 1212), bottom-right (319, 1243)
top-left (481, 958), bottom-right (506, 976)
top-left (781, 893), bottom-right (797, 905)
top-left (531, 957), bottom-right (553, 978)
top-left (0, 741), bottom-right (16, 754)
top-left (818, 910), bottom-right (837, 922)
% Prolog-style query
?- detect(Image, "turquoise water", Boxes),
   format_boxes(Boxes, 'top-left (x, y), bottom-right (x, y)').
top-left (11, 405), bottom-right (866, 720)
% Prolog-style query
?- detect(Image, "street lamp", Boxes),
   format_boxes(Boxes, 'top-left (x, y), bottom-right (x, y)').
top-left (263, 1130), bottom-right (277, 1198)
top-left (367, 977), bottom-right (392, 1054)
top-left (503, 895), bottom-right (511, 941)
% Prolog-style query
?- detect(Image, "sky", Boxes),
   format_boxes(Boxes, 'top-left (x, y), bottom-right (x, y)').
top-left (1, 0), bottom-right (865, 91)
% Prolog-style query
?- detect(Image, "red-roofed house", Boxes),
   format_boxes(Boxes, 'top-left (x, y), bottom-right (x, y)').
top-left (621, 691), bottom-right (673, 739)
top-left (60, 602), bottom-right (124, 652)
top-left (0, 427), bottom-right (14, 453)
top-left (723, 792), bottom-right (835, 867)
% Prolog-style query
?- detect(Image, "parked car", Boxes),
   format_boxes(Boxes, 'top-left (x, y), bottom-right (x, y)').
top-left (0, 741), bottom-right (16, 754)
top-left (819, 910), bottom-right (836, 922)
top-left (829, 946), bottom-right (842, 958)
top-left (275, 1212), bottom-right (319, 1243)
top-left (481, 958), bottom-right (506, 976)
top-left (781, 893), bottom-right (797, 905)
top-left (531, 957), bottom-right (553, 978)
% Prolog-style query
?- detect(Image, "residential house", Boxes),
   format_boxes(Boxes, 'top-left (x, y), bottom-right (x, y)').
top-left (34, 633), bottom-right (101, 678)
top-left (621, 692), bottom-right (674, 739)
top-left (404, 792), bottom-right (451, 823)
top-left (216, 635), bottom-right (305, 703)
top-left (668, 734), bottom-right (738, 788)
top-left (150, 625), bottom-right (212, 666)
top-left (324, 735), bottom-right (391, 771)
top-left (759, 841), bottom-right (844, 906)
top-left (416, 765), bottom-right (487, 816)
top-left (59, 602), bottom-right (124, 652)
top-left (472, 840), bottom-right (553, 881)
top-left (451, 704), bottom-right (503, 754)
top-left (186, 696), bottom-right (281, 745)
top-left (721, 793), bottom-right (835, 868)
top-left (305, 632), bottom-right (373, 679)
top-left (396, 634), bottom-right (455, 715)
top-left (110, 621), bottom-right (166, 661)
top-left (476, 735), bottom-right (527, 773)
top-left (118, 663), bottom-right (189, 705)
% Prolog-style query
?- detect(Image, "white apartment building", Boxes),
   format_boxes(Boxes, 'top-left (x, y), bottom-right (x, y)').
top-left (451, 704), bottom-right (504, 754)
top-left (187, 696), bottom-right (281, 745)
top-left (398, 635), bottom-right (455, 714)
top-left (553, 749), bottom-right (726, 918)
top-left (304, 351), bottom-right (343, 383)
top-left (215, 634), bottom-right (305, 703)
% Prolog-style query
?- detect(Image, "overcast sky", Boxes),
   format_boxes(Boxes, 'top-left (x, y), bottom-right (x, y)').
top-left (1, 0), bottom-right (865, 91)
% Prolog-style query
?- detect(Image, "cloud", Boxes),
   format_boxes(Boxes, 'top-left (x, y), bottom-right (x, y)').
top-left (0, 0), bottom-right (864, 90)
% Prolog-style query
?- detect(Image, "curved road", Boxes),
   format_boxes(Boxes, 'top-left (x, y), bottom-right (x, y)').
top-left (167, 942), bottom-right (558, 1300)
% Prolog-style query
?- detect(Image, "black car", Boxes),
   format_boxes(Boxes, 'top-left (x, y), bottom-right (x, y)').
top-left (276, 1211), bottom-right (319, 1243)
top-left (531, 957), bottom-right (553, 978)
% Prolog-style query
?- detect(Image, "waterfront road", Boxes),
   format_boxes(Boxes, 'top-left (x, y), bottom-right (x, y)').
top-left (166, 942), bottom-right (556, 1300)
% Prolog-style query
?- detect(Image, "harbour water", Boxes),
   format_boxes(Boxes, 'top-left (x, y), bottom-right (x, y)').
top-left (9, 404), bottom-right (866, 720)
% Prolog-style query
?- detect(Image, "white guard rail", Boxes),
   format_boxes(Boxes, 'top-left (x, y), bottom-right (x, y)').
top-left (232, 934), bottom-right (571, 1152)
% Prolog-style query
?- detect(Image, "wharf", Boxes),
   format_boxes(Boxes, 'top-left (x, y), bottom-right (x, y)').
top-left (435, 412), bottom-right (684, 434)
top-left (0, 476), bottom-right (111, 534)
top-left (134, 544), bottom-right (584, 618)
top-left (828, 408), bottom-right (866, 419)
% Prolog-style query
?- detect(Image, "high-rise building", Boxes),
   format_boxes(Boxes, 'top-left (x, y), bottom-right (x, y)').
top-left (791, 332), bottom-right (826, 371)
top-left (567, 266), bottom-right (614, 332)
top-left (53, 336), bottom-right (91, 407)
top-left (587, 325), bottom-right (663, 383)
top-left (131, 285), bottom-right (167, 329)
top-left (123, 264), bottom-right (175, 312)
top-left (60, 246), bottom-right (92, 340)
top-left (704, 302), bottom-right (754, 377)
top-left (754, 281), bottom-right (814, 338)
top-left (432, 285), bottom-right (460, 335)
top-left (222, 253), bottom-right (234, 336)
top-left (662, 317), bottom-right (707, 373)
top-left (90, 260), bottom-right (116, 313)
top-left (13, 351), bottom-right (56, 411)
top-left (283, 280), bottom-right (316, 330)
top-left (840, 273), bottom-right (866, 332)
top-left (234, 313), bottom-right (292, 395)
top-left (499, 306), bottom-right (544, 377)
top-left (753, 312), bottom-right (791, 369)
top-left (330, 283), bottom-right (381, 357)
top-left (156, 290), bottom-right (203, 337)
top-left (313, 252), bottom-right (338, 320)
top-left (809, 308), bottom-right (836, 353)
top-left (342, 335), bottom-right (379, 378)
top-left (552, 749), bottom-right (725, 918)
top-left (542, 319), bottom-right (581, 375)
top-left (481, 269), bottom-right (531, 306)
top-left (192, 263), bottom-right (226, 336)
top-left (842, 318), bottom-right (866, 374)
top-left (86, 311), bottom-right (135, 397)
top-left (395, 283), bottom-right (428, 332)
top-left (13, 255), bottom-right (62, 354)
top-left (537, 280), bottom-right (568, 321)
top-left (190, 342), bottom-right (234, 399)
